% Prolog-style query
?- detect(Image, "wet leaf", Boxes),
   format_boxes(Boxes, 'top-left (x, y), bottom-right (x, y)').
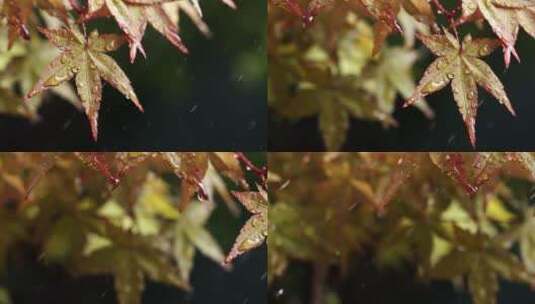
top-left (27, 27), bottom-right (143, 140)
top-left (225, 188), bottom-right (268, 263)
top-left (460, 0), bottom-right (535, 66)
top-left (406, 32), bottom-right (514, 147)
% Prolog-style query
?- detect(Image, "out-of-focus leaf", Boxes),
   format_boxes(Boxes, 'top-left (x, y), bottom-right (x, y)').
top-left (171, 201), bottom-right (225, 282)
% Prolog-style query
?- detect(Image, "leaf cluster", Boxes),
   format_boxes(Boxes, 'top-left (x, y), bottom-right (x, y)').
top-left (268, 152), bottom-right (535, 304)
top-left (0, 0), bottom-right (236, 140)
top-left (269, 0), bottom-right (535, 149)
top-left (0, 152), bottom-right (267, 304)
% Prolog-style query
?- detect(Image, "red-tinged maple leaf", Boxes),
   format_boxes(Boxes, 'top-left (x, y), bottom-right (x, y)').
top-left (225, 189), bottom-right (268, 264)
top-left (85, 0), bottom-right (189, 62)
top-left (429, 152), bottom-right (535, 196)
top-left (270, 0), bottom-right (335, 26)
top-left (360, 0), bottom-right (434, 54)
top-left (1, 0), bottom-right (74, 48)
top-left (162, 152), bottom-right (210, 210)
top-left (177, 1), bottom-right (211, 37)
top-left (360, 0), bottom-right (402, 54)
top-left (405, 31), bottom-right (515, 147)
top-left (26, 27), bottom-right (143, 141)
top-left (2, 0), bottom-right (33, 48)
top-left (460, 0), bottom-right (535, 67)
top-left (75, 152), bottom-right (121, 186)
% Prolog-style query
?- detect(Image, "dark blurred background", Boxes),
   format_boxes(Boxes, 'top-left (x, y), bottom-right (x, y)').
top-left (269, 260), bottom-right (535, 304)
top-left (1, 152), bottom-right (267, 304)
top-left (0, 0), bottom-right (266, 151)
top-left (269, 28), bottom-right (535, 151)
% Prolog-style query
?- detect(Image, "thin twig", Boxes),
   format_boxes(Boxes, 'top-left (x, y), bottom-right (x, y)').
top-left (235, 152), bottom-right (267, 189)
top-left (430, 0), bottom-right (461, 39)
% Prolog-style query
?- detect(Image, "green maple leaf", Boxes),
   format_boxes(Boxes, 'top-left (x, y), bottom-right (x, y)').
top-left (132, 173), bottom-right (225, 282)
top-left (225, 189), bottom-right (268, 264)
top-left (0, 31), bottom-right (80, 119)
top-left (405, 31), bottom-right (515, 147)
top-left (75, 223), bottom-right (189, 304)
top-left (26, 27), bottom-right (143, 140)
top-left (272, 41), bottom-right (430, 150)
top-left (362, 47), bottom-right (434, 121)
top-left (171, 201), bottom-right (226, 282)
top-left (430, 228), bottom-right (533, 304)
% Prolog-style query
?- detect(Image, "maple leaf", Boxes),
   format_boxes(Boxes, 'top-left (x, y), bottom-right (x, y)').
top-left (1, 0), bottom-right (73, 48)
top-left (86, 0), bottom-right (189, 62)
top-left (271, 26), bottom-right (431, 150)
top-left (272, 0), bottom-right (335, 26)
top-left (0, 31), bottom-right (80, 119)
top-left (171, 201), bottom-right (226, 282)
top-left (460, 0), bottom-right (535, 66)
top-left (189, 0), bottom-right (237, 17)
top-left (74, 152), bottom-right (245, 209)
top-left (131, 174), bottom-right (226, 282)
top-left (1, 0), bottom-right (32, 48)
top-left (360, 0), bottom-right (433, 54)
top-left (75, 222), bottom-right (189, 304)
top-left (75, 152), bottom-right (122, 186)
top-left (430, 228), bottom-right (534, 304)
top-left (209, 152), bottom-right (248, 189)
top-left (225, 188), bottom-right (268, 264)
top-left (360, 0), bottom-right (402, 55)
top-left (176, 1), bottom-right (211, 37)
top-left (162, 152), bottom-right (210, 209)
top-left (429, 152), bottom-right (535, 196)
top-left (26, 27), bottom-right (143, 140)
top-left (405, 31), bottom-right (515, 147)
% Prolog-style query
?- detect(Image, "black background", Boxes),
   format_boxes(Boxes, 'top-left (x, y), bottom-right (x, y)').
top-left (0, 0), bottom-right (266, 151)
